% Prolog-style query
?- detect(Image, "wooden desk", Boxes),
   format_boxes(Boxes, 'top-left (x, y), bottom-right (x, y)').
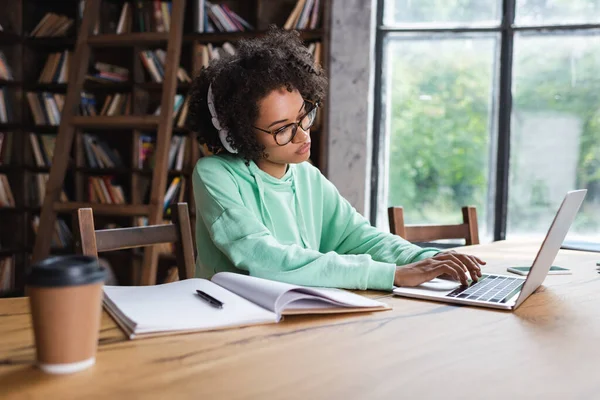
top-left (1, 241), bottom-right (599, 399)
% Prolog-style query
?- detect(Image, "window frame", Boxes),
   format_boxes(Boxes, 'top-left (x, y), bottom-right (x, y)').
top-left (371, 0), bottom-right (600, 240)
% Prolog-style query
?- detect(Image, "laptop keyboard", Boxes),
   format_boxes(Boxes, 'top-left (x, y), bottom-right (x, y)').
top-left (446, 274), bottom-right (524, 303)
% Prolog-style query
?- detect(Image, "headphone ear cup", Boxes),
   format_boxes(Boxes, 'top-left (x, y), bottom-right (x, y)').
top-left (208, 83), bottom-right (238, 154)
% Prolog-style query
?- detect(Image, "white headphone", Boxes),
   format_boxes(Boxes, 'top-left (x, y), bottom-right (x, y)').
top-left (207, 83), bottom-right (238, 154)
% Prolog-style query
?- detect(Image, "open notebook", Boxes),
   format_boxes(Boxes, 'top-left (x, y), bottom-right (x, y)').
top-left (103, 272), bottom-right (391, 339)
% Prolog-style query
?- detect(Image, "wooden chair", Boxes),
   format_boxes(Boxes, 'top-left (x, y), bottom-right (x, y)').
top-left (75, 203), bottom-right (196, 284)
top-left (388, 206), bottom-right (480, 245)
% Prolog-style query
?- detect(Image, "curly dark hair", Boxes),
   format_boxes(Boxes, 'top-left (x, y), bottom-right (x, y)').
top-left (186, 27), bottom-right (328, 161)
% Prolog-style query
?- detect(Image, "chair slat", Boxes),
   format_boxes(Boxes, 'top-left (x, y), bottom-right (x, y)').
top-left (388, 206), bottom-right (480, 245)
top-left (405, 224), bottom-right (470, 243)
top-left (95, 225), bottom-right (178, 252)
top-left (76, 203), bottom-right (196, 284)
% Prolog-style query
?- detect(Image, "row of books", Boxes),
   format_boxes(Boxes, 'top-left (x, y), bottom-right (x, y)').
top-left (140, 50), bottom-right (191, 83)
top-left (0, 132), bottom-right (13, 165)
top-left (82, 134), bottom-right (124, 169)
top-left (29, 1), bottom-right (321, 37)
top-left (195, 42), bottom-right (236, 70)
top-left (29, 174), bottom-right (69, 207)
top-left (89, 176), bottom-right (127, 205)
top-left (197, 1), bottom-right (253, 33)
top-left (0, 88), bottom-right (13, 123)
top-left (32, 216), bottom-right (73, 248)
top-left (0, 257), bottom-right (14, 292)
top-left (31, 13), bottom-right (74, 37)
top-left (100, 93), bottom-right (132, 116)
top-left (0, 174), bottom-right (15, 207)
top-left (0, 51), bottom-right (13, 81)
top-left (39, 51), bottom-right (70, 84)
top-left (152, 94), bottom-right (190, 126)
top-left (284, 0), bottom-right (321, 30)
top-left (27, 92), bottom-right (64, 126)
top-left (138, 134), bottom-right (188, 170)
top-left (29, 133), bottom-right (56, 168)
top-left (134, 1), bottom-right (172, 33)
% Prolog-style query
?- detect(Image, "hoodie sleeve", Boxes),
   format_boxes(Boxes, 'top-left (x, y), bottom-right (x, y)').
top-left (193, 161), bottom-right (397, 291)
top-left (317, 174), bottom-right (440, 271)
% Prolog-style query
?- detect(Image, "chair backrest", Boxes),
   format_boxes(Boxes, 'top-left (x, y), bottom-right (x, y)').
top-left (388, 206), bottom-right (480, 245)
top-left (76, 202), bottom-right (195, 283)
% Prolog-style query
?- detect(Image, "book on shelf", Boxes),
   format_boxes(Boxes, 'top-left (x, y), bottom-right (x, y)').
top-left (138, 135), bottom-right (154, 169)
top-left (139, 49), bottom-right (191, 83)
top-left (29, 133), bottom-right (56, 167)
top-left (30, 13), bottom-right (74, 37)
top-left (87, 62), bottom-right (130, 83)
top-left (284, 0), bottom-right (320, 30)
top-left (88, 176), bottom-right (126, 205)
top-left (136, 133), bottom-right (187, 171)
top-left (194, 42), bottom-right (236, 70)
top-left (0, 257), bottom-right (14, 292)
top-left (0, 51), bottom-right (13, 81)
top-left (26, 92), bottom-right (64, 126)
top-left (82, 134), bottom-right (124, 169)
top-left (0, 174), bottom-right (15, 207)
top-left (163, 175), bottom-right (185, 214)
top-left (80, 92), bottom-right (97, 116)
top-left (307, 41), bottom-right (322, 66)
top-left (29, 174), bottom-right (68, 207)
top-left (0, 87), bottom-right (12, 123)
top-left (103, 271), bottom-right (391, 339)
top-left (153, 94), bottom-right (188, 122)
top-left (38, 51), bottom-right (70, 84)
top-left (0, 132), bottom-right (12, 165)
top-left (32, 216), bottom-right (73, 249)
top-left (98, 93), bottom-right (131, 116)
top-left (80, 0), bottom-right (134, 35)
top-left (195, 1), bottom-right (253, 33)
top-left (132, 0), bottom-right (172, 33)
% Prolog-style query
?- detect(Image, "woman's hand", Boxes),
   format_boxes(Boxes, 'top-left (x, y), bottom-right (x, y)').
top-left (394, 250), bottom-right (486, 287)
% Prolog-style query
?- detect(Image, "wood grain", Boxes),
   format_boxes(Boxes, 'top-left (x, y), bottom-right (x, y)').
top-left (2, 241), bottom-right (599, 399)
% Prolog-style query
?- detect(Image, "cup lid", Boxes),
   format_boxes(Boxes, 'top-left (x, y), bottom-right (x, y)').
top-left (27, 255), bottom-right (107, 287)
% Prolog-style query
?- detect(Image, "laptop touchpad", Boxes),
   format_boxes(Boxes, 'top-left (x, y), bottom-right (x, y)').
top-left (418, 278), bottom-right (461, 291)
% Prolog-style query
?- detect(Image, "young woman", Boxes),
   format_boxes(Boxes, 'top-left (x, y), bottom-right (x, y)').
top-left (187, 28), bottom-right (484, 291)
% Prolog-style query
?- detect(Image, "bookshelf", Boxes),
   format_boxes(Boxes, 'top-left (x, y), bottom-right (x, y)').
top-left (0, 0), bottom-right (330, 294)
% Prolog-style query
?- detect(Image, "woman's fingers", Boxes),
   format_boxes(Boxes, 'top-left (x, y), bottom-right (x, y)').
top-left (435, 254), bottom-right (470, 281)
top-left (436, 252), bottom-right (485, 282)
top-left (434, 260), bottom-right (468, 285)
top-left (436, 264), bottom-right (464, 285)
top-left (451, 253), bottom-right (481, 281)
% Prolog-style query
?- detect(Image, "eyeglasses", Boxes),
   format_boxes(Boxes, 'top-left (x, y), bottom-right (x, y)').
top-left (253, 100), bottom-right (320, 146)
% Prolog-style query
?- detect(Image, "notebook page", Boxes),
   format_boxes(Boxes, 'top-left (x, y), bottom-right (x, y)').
top-left (275, 287), bottom-right (388, 315)
top-left (212, 272), bottom-right (287, 314)
top-left (103, 278), bottom-right (277, 335)
top-left (212, 272), bottom-right (389, 318)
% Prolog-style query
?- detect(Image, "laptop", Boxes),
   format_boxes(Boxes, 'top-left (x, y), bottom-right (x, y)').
top-left (392, 190), bottom-right (587, 311)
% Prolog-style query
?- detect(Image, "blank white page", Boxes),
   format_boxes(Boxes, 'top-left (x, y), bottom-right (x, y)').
top-left (103, 278), bottom-right (277, 336)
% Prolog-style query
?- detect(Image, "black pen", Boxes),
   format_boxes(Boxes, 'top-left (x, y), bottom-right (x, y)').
top-left (196, 290), bottom-right (224, 309)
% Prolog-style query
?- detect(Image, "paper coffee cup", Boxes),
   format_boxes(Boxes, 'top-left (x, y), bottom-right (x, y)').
top-left (26, 255), bottom-right (106, 374)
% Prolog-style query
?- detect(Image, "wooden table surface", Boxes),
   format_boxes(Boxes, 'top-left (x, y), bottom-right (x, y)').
top-left (1, 241), bottom-right (599, 399)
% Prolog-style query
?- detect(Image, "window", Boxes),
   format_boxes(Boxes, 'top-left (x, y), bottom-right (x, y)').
top-left (374, 0), bottom-right (600, 241)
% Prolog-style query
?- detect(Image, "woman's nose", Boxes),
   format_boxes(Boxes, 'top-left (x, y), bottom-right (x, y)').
top-left (293, 126), bottom-right (310, 143)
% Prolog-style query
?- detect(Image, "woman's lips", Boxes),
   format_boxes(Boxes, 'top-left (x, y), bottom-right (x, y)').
top-left (297, 142), bottom-right (311, 154)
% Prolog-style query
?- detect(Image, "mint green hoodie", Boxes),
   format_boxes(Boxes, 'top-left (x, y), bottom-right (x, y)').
top-left (192, 154), bottom-right (439, 291)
